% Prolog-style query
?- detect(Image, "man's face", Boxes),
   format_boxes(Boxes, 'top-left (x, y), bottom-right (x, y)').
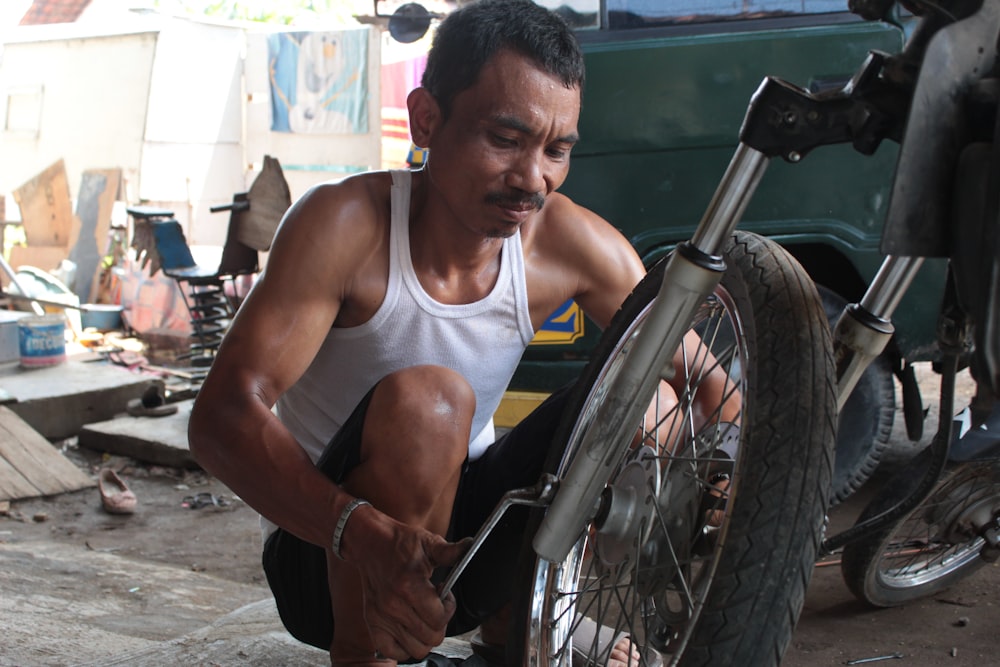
top-left (425, 49), bottom-right (581, 238)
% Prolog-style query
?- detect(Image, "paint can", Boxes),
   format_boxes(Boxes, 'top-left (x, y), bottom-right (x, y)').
top-left (17, 314), bottom-right (67, 368)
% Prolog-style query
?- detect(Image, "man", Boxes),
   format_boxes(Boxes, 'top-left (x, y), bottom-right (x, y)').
top-left (189, 1), bottom-right (652, 664)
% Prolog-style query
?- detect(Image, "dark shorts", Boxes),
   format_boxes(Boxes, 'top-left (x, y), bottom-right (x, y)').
top-left (261, 385), bottom-right (569, 650)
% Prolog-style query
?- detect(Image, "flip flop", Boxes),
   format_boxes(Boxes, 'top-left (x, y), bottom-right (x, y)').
top-left (570, 615), bottom-right (661, 667)
top-left (470, 615), bottom-right (663, 666)
top-left (127, 383), bottom-right (179, 417)
top-left (330, 656), bottom-right (394, 666)
top-left (98, 469), bottom-right (137, 515)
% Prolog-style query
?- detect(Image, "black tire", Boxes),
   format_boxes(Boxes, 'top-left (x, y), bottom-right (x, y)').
top-left (512, 231), bottom-right (836, 666)
top-left (841, 451), bottom-right (1000, 607)
top-left (817, 285), bottom-right (896, 505)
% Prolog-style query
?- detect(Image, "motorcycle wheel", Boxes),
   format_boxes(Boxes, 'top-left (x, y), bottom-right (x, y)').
top-left (511, 231), bottom-right (836, 666)
top-left (841, 451), bottom-right (1000, 607)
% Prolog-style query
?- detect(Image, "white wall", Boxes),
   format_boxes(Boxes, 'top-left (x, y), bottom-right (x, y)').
top-left (138, 17), bottom-right (246, 246)
top-left (0, 28), bottom-right (157, 206)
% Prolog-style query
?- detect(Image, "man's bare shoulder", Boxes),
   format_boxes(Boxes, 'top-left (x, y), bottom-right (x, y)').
top-left (282, 171), bottom-right (392, 238)
top-left (522, 191), bottom-right (646, 330)
top-left (525, 191), bottom-right (632, 262)
top-left (254, 171), bottom-right (394, 296)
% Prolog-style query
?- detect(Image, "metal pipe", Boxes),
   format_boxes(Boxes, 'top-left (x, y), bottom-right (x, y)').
top-left (833, 256), bottom-right (924, 408)
top-left (691, 144), bottom-right (770, 253)
top-left (859, 255), bottom-right (924, 317)
top-left (440, 475), bottom-right (557, 598)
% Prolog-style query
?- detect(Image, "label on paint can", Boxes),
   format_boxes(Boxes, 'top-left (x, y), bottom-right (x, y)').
top-left (18, 315), bottom-right (67, 368)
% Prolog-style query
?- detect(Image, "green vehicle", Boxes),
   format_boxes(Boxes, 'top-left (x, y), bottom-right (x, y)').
top-left (387, 0), bottom-right (944, 502)
top-left (499, 0), bottom-right (947, 502)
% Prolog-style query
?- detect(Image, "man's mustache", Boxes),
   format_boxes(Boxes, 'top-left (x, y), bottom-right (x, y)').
top-left (485, 191), bottom-right (545, 212)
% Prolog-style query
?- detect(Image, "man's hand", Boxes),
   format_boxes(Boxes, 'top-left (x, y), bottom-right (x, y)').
top-left (349, 510), bottom-right (471, 660)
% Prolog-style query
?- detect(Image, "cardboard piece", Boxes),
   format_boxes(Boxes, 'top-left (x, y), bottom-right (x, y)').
top-left (239, 155), bottom-right (290, 252)
top-left (12, 160), bottom-right (75, 248)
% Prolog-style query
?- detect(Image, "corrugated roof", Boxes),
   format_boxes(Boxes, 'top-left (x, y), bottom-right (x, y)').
top-left (19, 0), bottom-right (92, 25)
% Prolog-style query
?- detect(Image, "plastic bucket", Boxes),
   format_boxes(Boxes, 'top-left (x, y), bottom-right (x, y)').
top-left (18, 314), bottom-right (67, 368)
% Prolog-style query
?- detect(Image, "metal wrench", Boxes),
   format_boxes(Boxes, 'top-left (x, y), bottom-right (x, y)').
top-left (438, 474), bottom-right (559, 599)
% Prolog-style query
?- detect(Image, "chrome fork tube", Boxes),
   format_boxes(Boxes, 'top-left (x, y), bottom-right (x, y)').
top-left (834, 255), bottom-right (923, 410)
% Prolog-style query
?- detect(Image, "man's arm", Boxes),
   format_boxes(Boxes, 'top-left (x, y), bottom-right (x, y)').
top-left (188, 178), bottom-right (463, 658)
top-left (189, 180), bottom-right (368, 546)
top-left (523, 193), bottom-right (646, 331)
top-left (529, 196), bottom-right (739, 444)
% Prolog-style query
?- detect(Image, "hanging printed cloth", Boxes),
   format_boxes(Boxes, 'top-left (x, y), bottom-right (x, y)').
top-left (268, 28), bottom-right (370, 135)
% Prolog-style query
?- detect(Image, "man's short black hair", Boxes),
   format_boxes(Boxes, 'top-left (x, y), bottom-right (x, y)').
top-left (421, 0), bottom-right (585, 119)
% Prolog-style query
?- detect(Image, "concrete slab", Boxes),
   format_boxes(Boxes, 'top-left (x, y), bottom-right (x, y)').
top-left (0, 359), bottom-right (155, 440)
top-left (89, 599), bottom-right (476, 666)
top-left (0, 538), bottom-right (473, 667)
top-left (79, 399), bottom-right (196, 468)
top-left (80, 599), bottom-right (329, 667)
top-left (0, 539), bottom-right (268, 666)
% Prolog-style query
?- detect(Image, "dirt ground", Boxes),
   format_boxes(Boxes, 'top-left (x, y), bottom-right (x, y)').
top-left (2, 363), bottom-right (999, 666)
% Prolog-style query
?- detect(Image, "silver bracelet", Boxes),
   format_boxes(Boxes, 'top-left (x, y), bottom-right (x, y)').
top-left (332, 498), bottom-right (371, 561)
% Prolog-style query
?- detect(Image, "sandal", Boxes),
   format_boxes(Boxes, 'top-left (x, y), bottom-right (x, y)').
top-left (570, 615), bottom-right (662, 666)
top-left (126, 383), bottom-right (178, 418)
top-left (330, 653), bottom-right (394, 666)
top-left (470, 615), bottom-right (663, 667)
top-left (98, 469), bottom-right (137, 515)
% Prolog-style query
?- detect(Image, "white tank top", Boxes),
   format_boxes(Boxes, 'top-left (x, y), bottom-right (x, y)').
top-left (275, 170), bottom-right (535, 463)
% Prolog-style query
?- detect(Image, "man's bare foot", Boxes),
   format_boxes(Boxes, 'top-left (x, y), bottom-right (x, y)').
top-left (609, 635), bottom-right (643, 666)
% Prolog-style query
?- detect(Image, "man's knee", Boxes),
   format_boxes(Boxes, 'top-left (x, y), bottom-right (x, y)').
top-left (362, 365), bottom-right (475, 468)
top-left (376, 365), bottom-right (476, 419)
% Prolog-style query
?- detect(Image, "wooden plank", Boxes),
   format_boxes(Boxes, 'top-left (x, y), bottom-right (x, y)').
top-left (12, 160), bottom-right (74, 248)
top-left (91, 169), bottom-right (123, 303)
top-left (0, 406), bottom-right (94, 501)
top-left (0, 450), bottom-right (42, 501)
